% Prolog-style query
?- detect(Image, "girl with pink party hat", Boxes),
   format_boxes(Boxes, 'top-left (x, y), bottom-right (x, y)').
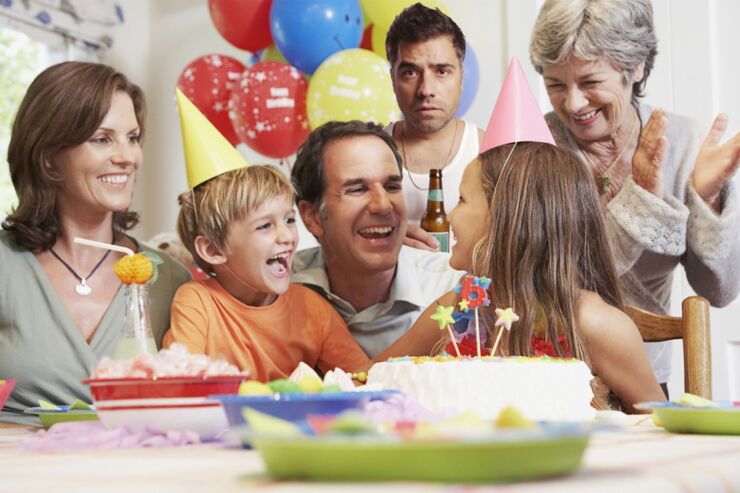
top-left (376, 59), bottom-right (666, 413)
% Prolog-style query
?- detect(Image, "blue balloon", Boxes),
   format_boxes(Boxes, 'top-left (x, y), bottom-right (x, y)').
top-left (270, 0), bottom-right (363, 75)
top-left (456, 44), bottom-right (480, 117)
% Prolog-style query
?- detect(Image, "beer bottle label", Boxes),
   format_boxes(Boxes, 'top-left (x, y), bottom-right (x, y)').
top-left (430, 232), bottom-right (449, 253)
top-left (427, 189), bottom-right (443, 202)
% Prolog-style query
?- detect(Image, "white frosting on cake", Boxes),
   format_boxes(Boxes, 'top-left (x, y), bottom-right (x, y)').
top-left (367, 357), bottom-right (595, 421)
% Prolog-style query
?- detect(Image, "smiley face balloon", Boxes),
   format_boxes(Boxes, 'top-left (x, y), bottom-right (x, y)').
top-left (270, 0), bottom-right (364, 75)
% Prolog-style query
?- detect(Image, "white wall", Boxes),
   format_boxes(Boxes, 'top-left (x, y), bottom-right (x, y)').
top-left (108, 0), bottom-right (740, 400)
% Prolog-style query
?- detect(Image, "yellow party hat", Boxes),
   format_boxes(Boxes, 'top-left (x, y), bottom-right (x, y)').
top-left (175, 88), bottom-right (248, 188)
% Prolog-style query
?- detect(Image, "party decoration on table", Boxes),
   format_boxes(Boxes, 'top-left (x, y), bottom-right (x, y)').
top-left (20, 421), bottom-right (201, 452)
top-left (229, 61), bottom-right (310, 158)
top-left (176, 88), bottom-right (249, 189)
top-left (270, 0), bottom-right (363, 75)
top-left (456, 44), bottom-right (479, 117)
top-left (307, 48), bottom-right (400, 129)
top-left (431, 305), bottom-right (461, 357)
top-left (74, 237), bottom-right (161, 358)
top-left (176, 54), bottom-right (245, 146)
top-left (491, 307), bottom-right (520, 356)
top-left (113, 252), bottom-right (155, 285)
top-left (454, 275), bottom-right (491, 357)
top-left (481, 57), bottom-right (556, 153)
top-left (207, 0), bottom-right (273, 52)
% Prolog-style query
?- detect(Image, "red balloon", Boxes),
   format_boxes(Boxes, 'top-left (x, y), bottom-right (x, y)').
top-left (230, 61), bottom-right (310, 158)
top-left (208, 0), bottom-right (273, 52)
top-left (360, 25), bottom-right (373, 51)
top-left (177, 54), bottom-right (246, 146)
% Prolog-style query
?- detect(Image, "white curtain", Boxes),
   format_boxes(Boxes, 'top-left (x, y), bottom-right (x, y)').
top-left (0, 0), bottom-right (124, 61)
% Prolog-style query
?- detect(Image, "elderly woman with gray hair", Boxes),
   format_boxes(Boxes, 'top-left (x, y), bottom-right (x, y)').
top-left (530, 0), bottom-right (740, 394)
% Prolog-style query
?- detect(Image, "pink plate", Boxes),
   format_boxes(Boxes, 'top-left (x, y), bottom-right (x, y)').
top-left (82, 376), bottom-right (245, 401)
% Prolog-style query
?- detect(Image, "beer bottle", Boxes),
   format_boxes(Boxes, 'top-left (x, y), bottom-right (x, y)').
top-left (420, 169), bottom-right (450, 252)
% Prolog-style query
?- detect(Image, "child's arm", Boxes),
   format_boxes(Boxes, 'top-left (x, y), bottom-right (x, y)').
top-left (577, 291), bottom-right (667, 413)
top-left (372, 290), bottom-right (458, 363)
top-left (163, 284), bottom-right (209, 355)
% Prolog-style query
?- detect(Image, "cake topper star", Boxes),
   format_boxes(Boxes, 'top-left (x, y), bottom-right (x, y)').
top-left (431, 305), bottom-right (461, 357)
top-left (474, 276), bottom-right (492, 289)
top-left (431, 305), bottom-right (455, 330)
top-left (458, 299), bottom-right (470, 312)
top-left (494, 307), bottom-right (520, 332)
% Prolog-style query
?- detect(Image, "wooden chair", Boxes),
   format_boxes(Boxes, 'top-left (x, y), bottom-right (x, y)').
top-left (625, 296), bottom-right (712, 399)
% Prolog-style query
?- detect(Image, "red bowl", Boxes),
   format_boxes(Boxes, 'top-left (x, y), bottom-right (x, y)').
top-left (82, 376), bottom-right (245, 401)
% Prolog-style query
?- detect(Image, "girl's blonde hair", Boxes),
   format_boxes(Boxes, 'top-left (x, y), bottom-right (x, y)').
top-left (469, 143), bottom-right (623, 363)
top-left (177, 165), bottom-right (294, 274)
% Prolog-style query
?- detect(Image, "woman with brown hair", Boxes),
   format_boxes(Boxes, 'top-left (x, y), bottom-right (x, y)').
top-left (0, 62), bottom-right (189, 423)
top-left (378, 143), bottom-right (666, 413)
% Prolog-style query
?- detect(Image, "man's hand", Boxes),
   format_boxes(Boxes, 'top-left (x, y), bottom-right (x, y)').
top-left (404, 223), bottom-right (439, 251)
top-left (632, 109), bottom-right (668, 198)
top-left (691, 113), bottom-right (740, 212)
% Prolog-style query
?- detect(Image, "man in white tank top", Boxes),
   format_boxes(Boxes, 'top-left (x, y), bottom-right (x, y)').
top-left (384, 3), bottom-right (484, 250)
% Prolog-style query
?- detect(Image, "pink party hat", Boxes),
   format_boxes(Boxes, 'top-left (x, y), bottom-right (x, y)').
top-left (480, 58), bottom-right (555, 152)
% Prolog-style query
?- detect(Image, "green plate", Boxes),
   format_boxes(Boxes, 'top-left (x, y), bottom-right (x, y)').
top-left (252, 434), bottom-right (589, 483)
top-left (25, 406), bottom-right (99, 429)
top-left (652, 406), bottom-right (740, 435)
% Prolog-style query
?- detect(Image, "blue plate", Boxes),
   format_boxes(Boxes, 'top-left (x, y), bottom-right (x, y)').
top-left (212, 391), bottom-right (398, 428)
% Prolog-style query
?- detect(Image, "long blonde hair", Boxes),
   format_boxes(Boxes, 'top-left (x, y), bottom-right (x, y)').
top-left (470, 143), bottom-right (623, 362)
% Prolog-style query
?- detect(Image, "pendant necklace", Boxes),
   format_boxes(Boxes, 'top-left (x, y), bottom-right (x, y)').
top-left (49, 244), bottom-right (113, 296)
top-left (583, 109), bottom-right (640, 196)
top-left (400, 119), bottom-right (459, 191)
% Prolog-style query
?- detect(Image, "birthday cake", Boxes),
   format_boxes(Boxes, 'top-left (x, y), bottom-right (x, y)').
top-left (366, 356), bottom-right (595, 421)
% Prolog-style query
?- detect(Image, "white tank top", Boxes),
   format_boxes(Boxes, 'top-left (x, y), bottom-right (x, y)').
top-left (385, 121), bottom-right (480, 223)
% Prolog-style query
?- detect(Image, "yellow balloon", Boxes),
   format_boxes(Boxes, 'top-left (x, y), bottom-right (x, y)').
top-left (260, 45), bottom-right (287, 64)
top-left (362, 0), bottom-right (450, 29)
top-left (370, 23), bottom-right (389, 60)
top-left (307, 49), bottom-right (400, 129)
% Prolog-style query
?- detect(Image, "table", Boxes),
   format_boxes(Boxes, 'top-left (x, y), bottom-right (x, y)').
top-left (2, 420), bottom-right (740, 492)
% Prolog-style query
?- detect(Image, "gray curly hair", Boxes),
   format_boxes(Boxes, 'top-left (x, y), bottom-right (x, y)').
top-left (529, 0), bottom-right (658, 101)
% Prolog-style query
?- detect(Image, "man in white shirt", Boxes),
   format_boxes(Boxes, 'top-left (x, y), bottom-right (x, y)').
top-left (291, 121), bottom-right (463, 357)
top-left (384, 3), bottom-right (484, 250)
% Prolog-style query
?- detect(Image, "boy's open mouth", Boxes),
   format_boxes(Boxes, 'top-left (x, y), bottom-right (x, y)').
top-left (266, 251), bottom-right (290, 276)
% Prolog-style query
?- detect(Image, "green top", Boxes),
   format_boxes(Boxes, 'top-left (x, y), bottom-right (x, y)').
top-left (0, 231), bottom-right (190, 423)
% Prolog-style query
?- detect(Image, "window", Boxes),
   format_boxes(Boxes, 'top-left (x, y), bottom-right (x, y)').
top-left (0, 27), bottom-right (50, 220)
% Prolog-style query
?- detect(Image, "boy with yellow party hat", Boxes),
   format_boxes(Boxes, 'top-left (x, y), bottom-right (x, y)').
top-left (163, 90), bottom-right (370, 381)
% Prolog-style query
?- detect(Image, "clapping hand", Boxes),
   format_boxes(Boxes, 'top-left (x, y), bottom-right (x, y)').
top-left (691, 113), bottom-right (740, 212)
top-left (632, 109), bottom-right (668, 198)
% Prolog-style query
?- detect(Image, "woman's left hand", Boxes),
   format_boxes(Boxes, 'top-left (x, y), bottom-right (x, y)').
top-left (692, 113), bottom-right (740, 212)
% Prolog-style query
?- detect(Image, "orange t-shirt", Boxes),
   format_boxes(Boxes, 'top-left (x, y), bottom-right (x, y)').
top-left (163, 279), bottom-right (370, 381)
